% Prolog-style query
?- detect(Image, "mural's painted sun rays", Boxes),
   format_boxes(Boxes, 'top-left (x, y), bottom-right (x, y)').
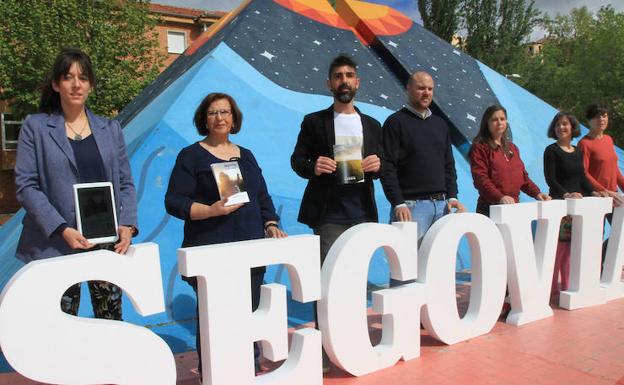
top-left (273, 0), bottom-right (412, 45)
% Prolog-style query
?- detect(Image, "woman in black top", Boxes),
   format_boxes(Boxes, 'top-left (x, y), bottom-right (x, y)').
top-left (543, 112), bottom-right (602, 297)
top-left (544, 114), bottom-right (597, 199)
top-left (165, 92), bottom-right (286, 377)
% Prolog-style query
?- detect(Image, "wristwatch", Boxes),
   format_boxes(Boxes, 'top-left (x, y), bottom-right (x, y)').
top-left (264, 222), bottom-right (279, 231)
top-left (124, 225), bottom-right (138, 237)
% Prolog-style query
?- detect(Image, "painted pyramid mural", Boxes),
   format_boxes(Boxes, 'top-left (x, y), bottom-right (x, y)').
top-left (1, 0), bottom-right (623, 360)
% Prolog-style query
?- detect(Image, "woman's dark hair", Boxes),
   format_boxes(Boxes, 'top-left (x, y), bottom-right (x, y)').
top-left (547, 112), bottom-right (580, 139)
top-left (585, 104), bottom-right (609, 121)
top-left (193, 93), bottom-right (243, 136)
top-left (472, 105), bottom-right (513, 157)
top-left (39, 48), bottom-right (96, 114)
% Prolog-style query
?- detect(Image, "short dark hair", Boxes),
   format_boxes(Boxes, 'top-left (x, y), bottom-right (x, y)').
top-left (547, 112), bottom-right (580, 139)
top-left (585, 104), bottom-right (609, 120)
top-left (39, 47), bottom-right (96, 114)
top-left (328, 54), bottom-right (357, 79)
top-left (193, 93), bottom-right (243, 136)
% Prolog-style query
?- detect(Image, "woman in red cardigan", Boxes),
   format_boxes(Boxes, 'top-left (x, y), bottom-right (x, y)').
top-left (469, 105), bottom-right (551, 217)
top-left (578, 104), bottom-right (623, 266)
top-left (578, 105), bottom-right (624, 207)
top-left (470, 105), bottom-right (550, 317)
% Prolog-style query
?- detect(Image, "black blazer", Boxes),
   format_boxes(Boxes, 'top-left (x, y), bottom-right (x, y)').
top-left (290, 105), bottom-right (383, 227)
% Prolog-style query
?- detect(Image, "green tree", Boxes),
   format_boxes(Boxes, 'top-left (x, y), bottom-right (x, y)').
top-left (463, 0), bottom-right (498, 60)
top-left (417, 0), bottom-right (462, 42)
top-left (463, 0), bottom-right (540, 73)
top-left (513, 6), bottom-right (624, 145)
top-left (0, 0), bottom-right (163, 118)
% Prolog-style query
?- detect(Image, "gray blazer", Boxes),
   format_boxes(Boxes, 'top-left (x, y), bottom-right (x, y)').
top-left (14, 109), bottom-right (138, 262)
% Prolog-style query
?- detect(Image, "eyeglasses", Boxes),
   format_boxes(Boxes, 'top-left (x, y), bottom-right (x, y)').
top-left (207, 109), bottom-right (232, 118)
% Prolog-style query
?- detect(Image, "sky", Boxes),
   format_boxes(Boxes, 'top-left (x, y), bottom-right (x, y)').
top-left (532, 0), bottom-right (623, 17)
top-left (154, 0), bottom-right (624, 15)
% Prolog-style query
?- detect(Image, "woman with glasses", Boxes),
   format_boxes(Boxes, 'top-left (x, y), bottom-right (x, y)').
top-left (164, 92), bottom-right (286, 379)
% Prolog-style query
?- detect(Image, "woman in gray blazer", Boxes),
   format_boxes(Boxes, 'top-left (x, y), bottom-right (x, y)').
top-left (14, 48), bottom-right (138, 320)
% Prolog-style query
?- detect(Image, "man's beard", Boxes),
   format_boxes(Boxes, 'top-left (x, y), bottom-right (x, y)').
top-left (333, 84), bottom-right (356, 103)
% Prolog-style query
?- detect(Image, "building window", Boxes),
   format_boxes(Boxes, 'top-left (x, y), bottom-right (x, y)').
top-left (167, 30), bottom-right (186, 54)
top-left (1, 113), bottom-right (21, 151)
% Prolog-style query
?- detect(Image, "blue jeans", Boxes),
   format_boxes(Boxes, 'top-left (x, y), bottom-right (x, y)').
top-left (389, 199), bottom-right (448, 287)
top-left (392, 199), bottom-right (448, 243)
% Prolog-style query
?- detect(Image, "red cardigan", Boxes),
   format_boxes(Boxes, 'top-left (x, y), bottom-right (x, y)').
top-left (469, 142), bottom-right (541, 206)
top-left (577, 134), bottom-right (624, 192)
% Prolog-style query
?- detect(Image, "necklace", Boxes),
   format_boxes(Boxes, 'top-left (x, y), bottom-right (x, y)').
top-left (66, 117), bottom-right (88, 141)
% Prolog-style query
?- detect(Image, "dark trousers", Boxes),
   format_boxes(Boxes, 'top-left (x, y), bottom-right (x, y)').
top-left (602, 213), bottom-right (613, 268)
top-left (61, 280), bottom-right (123, 320)
top-left (312, 223), bottom-right (352, 328)
top-left (189, 272), bottom-right (264, 376)
top-left (312, 223), bottom-right (353, 366)
top-left (60, 243), bottom-right (122, 320)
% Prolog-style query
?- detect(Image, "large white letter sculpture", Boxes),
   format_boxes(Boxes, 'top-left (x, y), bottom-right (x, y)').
top-left (2, 199), bottom-right (623, 383)
top-left (490, 201), bottom-right (566, 325)
top-left (561, 197), bottom-right (613, 309)
top-left (602, 203), bottom-right (624, 300)
top-left (178, 235), bottom-right (322, 385)
top-left (318, 222), bottom-right (423, 376)
top-left (0, 243), bottom-right (175, 385)
top-left (420, 213), bottom-right (507, 344)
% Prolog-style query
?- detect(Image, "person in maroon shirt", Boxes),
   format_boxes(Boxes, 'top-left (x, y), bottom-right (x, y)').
top-left (469, 105), bottom-right (550, 217)
top-left (470, 104), bottom-right (551, 317)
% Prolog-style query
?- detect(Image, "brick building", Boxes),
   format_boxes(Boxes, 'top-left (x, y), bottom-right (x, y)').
top-left (0, 4), bottom-right (225, 217)
top-left (149, 3), bottom-right (225, 69)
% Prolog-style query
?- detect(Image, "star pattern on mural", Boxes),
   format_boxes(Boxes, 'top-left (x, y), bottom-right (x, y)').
top-left (260, 50), bottom-right (276, 61)
top-left (372, 21), bottom-right (500, 140)
top-left (223, 0), bottom-right (406, 110)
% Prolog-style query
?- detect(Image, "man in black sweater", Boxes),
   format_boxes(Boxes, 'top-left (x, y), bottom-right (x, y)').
top-left (290, 54), bottom-right (383, 371)
top-left (381, 71), bottom-right (465, 245)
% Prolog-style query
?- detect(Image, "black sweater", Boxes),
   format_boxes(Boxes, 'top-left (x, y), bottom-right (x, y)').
top-left (381, 108), bottom-right (458, 206)
top-left (543, 143), bottom-right (595, 198)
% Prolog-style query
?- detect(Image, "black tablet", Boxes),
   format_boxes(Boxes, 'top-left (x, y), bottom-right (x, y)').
top-left (73, 182), bottom-right (119, 244)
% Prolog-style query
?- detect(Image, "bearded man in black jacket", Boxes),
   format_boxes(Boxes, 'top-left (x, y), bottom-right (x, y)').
top-left (290, 54), bottom-right (383, 372)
